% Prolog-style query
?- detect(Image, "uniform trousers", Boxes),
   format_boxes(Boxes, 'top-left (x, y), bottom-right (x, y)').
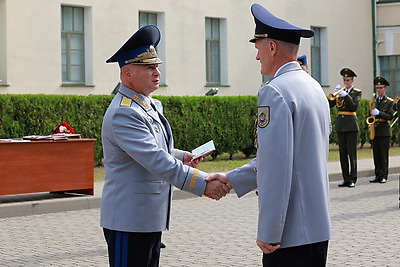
top-left (337, 131), bottom-right (358, 183)
top-left (372, 135), bottom-right (390, 180)
top-left (262, 240), bottom-right (329, 267)
top-left (103, 228), bottom-right (161, 267)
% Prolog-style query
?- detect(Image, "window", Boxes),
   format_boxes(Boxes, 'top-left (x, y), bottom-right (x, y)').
top-left (205, 18), bottom-right (221, 85)
top-left (379, 55), bottom-right (400, 97)
top-left (310, 26), bottom-right (328, 86)
top-left (139, 11), bottom-right (166, 85)
top-left (61, 6), bottom-right (85, 85)
top-left (311, 27), bottom-right (321, 82)
top-left (139, 12), bottom-right (157, 26)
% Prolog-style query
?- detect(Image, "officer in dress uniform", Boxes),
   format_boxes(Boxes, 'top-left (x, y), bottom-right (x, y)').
top-left (329, 68), bottom-right (362, 188)
top-left (208, 4), bottom-right (332, 266)
top-left (100, 25), bottom-right (230, 267)
top-left (369, 76), bottom-right (394, 184)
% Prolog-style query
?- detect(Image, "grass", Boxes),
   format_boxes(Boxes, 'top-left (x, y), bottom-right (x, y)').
top-left (94, 145), bottom-right (400, 182)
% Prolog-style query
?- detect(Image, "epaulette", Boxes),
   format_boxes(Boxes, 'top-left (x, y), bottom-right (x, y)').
top-left (387, 96), bottom-right (394, 101)
top-left (120, 96), bottom-right (133, 107)
top-left (353, 88), bottom-right (361, 92)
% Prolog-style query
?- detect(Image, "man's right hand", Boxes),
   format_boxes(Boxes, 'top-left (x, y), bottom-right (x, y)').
top-left (204, 173), bottom-right (232, 200)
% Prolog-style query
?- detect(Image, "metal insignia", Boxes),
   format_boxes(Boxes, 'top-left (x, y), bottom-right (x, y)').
top-left (257, 106), bottom-right (270, 128)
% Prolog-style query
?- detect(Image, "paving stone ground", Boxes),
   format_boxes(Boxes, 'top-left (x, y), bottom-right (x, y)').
top-left (0, 157), bottom-right (399, 266)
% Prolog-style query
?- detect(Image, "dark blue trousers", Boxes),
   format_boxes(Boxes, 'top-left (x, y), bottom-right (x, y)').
top-left (262, 240), bottom-right (329, 267)
top-left (103, 228), bottom-right (161, 267)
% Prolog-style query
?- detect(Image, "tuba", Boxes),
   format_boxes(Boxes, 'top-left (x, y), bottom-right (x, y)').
top-left (366, 93), bottom-right (376, 140)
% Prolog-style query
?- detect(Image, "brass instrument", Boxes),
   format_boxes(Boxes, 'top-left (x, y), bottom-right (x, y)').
top-left (328, 86), bottom-right (346, 107)
top-left (390, 113), bottom-right (398, 128)
top-left (366, 93), bottom-right (376, 140)
top-left (328, 86), bottom-right (346, 101)
top-left (390, 98), bottom-right (400, 127)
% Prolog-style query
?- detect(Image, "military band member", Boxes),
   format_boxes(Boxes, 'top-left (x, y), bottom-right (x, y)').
top-left (208, 4), bottom-right (332, 266)
top-left (100, 25), bottom-right (231, 267)
top-left (369, 76), bottom-right (394, 184)
top-left (297, 54), bottom-right (308, 72)
top-left (329, 68), bottom-right (362, 188)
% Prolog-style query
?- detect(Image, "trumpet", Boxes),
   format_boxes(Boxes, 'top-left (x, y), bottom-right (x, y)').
top-left (394, 97), bottom-right (400, 104)
top-left (328, 86), bottom-right (346, 101)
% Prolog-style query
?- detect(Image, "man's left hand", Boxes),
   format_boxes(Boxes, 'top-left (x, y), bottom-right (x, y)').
top-left (183, 152), bottom-right (203, 167)
top-left (256, 240), bottom-right (281, 254)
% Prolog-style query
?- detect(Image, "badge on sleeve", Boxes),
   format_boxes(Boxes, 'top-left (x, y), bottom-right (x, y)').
top-left (257, 106), bottom-right (270, 128)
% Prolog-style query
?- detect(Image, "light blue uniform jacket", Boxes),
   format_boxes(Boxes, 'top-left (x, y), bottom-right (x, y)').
top-left (227, 62), bottom-right (332, 248)
top-left (100, 85), bottom-right (207, 232)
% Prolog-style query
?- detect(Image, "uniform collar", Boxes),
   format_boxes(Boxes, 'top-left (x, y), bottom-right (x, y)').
top-left (274, 61), bottom-right (301, 77)
top-left (118, 84), bottom-right (152, 111)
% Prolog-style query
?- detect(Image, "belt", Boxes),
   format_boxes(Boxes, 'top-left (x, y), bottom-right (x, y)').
top-left (338, 111), bottom-right (356, 116)
top-left (375, 118), bottom-right (388, 123)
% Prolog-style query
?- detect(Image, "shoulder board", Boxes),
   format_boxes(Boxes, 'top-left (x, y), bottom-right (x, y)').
top-left (387, 96), bottom-right (394, 101)
top-left (120, 96), bottom-right (133, 107)
top-left (353, 88), bottom-right (361, 92)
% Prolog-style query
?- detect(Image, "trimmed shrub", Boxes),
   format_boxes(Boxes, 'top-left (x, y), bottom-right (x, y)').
top-left (1, 94), bottom-right (395, 165)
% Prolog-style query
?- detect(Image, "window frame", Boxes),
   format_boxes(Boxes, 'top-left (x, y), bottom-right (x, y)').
top-left (61, 6), bottom-right (86, 85)
top-left (139, 11), bottom-right (166, 86)
top-left (205, 17), bottom-right (222, 86)
top-left (379, 55), bottom-right (400, 97)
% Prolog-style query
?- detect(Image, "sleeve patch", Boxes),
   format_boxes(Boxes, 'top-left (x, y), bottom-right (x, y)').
top-left (257, 106), bottom-right (270, 128)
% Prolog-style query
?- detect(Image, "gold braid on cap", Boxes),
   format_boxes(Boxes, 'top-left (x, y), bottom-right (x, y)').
top-left (254, 33), bottom-right (268, 38)
top-left (125, 45), bottom-right (160, 64)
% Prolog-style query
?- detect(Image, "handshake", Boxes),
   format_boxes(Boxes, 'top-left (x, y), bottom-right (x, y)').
top-left (184, 153), bottom-right (232, 200)
top-left (204, 173), bottom-right (232, 200)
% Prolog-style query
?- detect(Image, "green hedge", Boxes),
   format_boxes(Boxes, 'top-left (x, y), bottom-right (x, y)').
top-left (0, 94), bottom-right (398, 165)
top-left (156, 96), bottom-right (257, 160)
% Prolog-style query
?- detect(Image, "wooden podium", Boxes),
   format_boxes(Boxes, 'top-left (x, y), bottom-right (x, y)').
top-left (0, 139), bottom-right (95, 196)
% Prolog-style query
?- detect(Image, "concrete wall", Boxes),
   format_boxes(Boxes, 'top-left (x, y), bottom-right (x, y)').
top-left (0, 0), bottom-right (374, 97)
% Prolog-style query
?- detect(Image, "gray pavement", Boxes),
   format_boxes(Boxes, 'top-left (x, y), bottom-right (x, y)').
top-left (0, 157), bottom-right (399, 266)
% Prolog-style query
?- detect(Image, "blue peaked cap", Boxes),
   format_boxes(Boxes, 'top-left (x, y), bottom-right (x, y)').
top-left (297, 55), bottom-right (307, 65)
top-left (106, 25), bottom-right (162, 68)
top-left (249, 4), bottom-right (314, 45)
